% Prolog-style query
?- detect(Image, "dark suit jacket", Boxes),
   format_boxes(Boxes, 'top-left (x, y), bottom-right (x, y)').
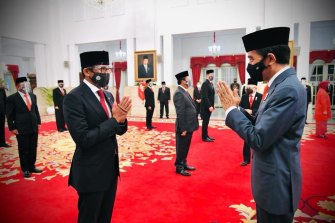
top-left (53, 88), bottom-right (67, 108)
top-left (226, 67), bottom-right (306, 215)
top-left (157, 87), bottom-right (170, 102)
top-left (239, 92), bottom-right (262, 115)
top-left (144, 87), bottom-right (155, 108)
top-left (6, 92), bottom-right (41, 134)
top-left (173, 86), bottom-right (199, 133)
top-left (0, 88), bottom-right (6, 116)
top-left (138, 64), bottom-right (153, 78)
top-left (200, 79), bottom-right (215, 114)
top-left (63, 83), bottom-right (127, 192)
top-left (193, 87), bottom-right (201, 101)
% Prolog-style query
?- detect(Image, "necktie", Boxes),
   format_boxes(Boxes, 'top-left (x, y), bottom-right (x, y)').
top-left (249, 94), bottom-right (253, 107)
top-left (24, 94), bottom-right (31, 111)
top-left (61, 88), bottom-right (65, 95)
top-left (97, 90), bottom-right (109, 118)
top-left (262, 85), bottom-right (269, 101)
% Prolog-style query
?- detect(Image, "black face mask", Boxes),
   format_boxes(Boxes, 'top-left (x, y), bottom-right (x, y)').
top-left (245, 88), bottom-right (253, 94)
top-left (91, 73), bottom-right (110, 88)
top-left (247, 59), bottom-right (267, 83)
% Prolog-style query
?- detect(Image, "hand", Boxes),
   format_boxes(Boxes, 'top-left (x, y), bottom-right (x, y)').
top-left (11, 129), bottom-right (19, 135)
top-left (148, 106), bottom-right (152, 110)
top-left (216, 81), bottom-right (241, 110)
top-left (209, 106), bottom-right (214, 112)
top-left (55, 106), bottom-right (59, 110)
top-left (181, 130), bottom-right (187, 136)
top-left (245, 109), bottom-right (252, 115)
top-left (112, 96), bottom-right (132, 123)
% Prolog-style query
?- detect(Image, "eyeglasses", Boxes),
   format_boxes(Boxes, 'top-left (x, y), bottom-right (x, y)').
top-left (89, 65), bottom-right (113, 73)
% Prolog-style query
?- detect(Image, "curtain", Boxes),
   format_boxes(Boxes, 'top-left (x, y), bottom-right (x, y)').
top-left (310, 50), bottom-right (335, 63)
top-left (113, 62), bottom-right (127, 104)
top-left (6, 64), bottom-right (19, 80)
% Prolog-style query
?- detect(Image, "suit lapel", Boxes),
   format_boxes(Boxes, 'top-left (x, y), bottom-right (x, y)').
top-left (15, 92), bottom-right (30, 111)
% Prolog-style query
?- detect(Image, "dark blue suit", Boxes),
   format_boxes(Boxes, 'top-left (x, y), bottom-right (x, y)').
top-left (226, 67), bottom-right (306, 216)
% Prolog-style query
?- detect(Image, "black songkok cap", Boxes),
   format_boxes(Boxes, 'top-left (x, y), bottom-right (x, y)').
top-left (206, 69), bottom-right (214, 75)
top-left (58, 80), bottom-right (64, 83)
top-left (175, 71), bottom-right (189, 80)
top-left (242, 27), bottom-right (290, 52)
top-left (162, 81), bottom-right (166, 85)
top-left (15, 77), bottom-right (27, 85)
top-left (143, 55), bottom-right (149, 60)
top-left (146, 79), bottom-right (152, 83)
top-left (247, 78), bottom-right (258, 85)
top-left (80, 51), bottom-right (109, 69)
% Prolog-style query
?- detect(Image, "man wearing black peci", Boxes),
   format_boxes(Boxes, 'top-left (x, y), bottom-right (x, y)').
top-left (157, 81), bottom-right (171, 118)
top-left (53, 80), bottom-right (67, 132)
top-left (144, 79), bottom-right (156, 130)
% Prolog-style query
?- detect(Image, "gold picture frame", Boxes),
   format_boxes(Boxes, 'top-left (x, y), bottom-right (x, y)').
top-left (134, 50), bottom-right (157, 82)
top-left (288, 40), bottom-right (294, 67)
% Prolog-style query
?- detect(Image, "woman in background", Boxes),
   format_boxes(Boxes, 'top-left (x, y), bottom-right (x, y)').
top-left (314, 81), bottom-right (331, 138)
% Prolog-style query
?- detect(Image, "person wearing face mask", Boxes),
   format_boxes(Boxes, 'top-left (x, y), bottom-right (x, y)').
top-left (144, 79), bottom-right (156, 130)
top-left (0, 81), bottom-right (10, 148)
top-left (200, 69), bottom-right (215, 142)
top-left (173, 71), bottom-right (199, 176)
top-left (63, 51), bottom-right (132, 223)
top-left (53, 80), bottom-right (67, 132)
top-left (6, 77), bottom-right (42, 178)
top-left (216, 27), bottom-right (306, 222)
top-left (314, 81), bottom-right (331, 139)
top-left (193, 81), bottom-right (202, 117)
top-left (157, 81), bottom-right (171, 119)
top-left (238, 79), bottom-right (262, 166)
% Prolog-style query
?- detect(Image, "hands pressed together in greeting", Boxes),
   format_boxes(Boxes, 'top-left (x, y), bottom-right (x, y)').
top-left (216, 81), bottom-right (240, 110)
top-left (112, 96), bottom-right (132, 123)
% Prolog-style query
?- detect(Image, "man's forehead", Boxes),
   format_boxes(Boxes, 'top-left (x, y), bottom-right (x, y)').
top-left (247, 50), bottom-right (262, 58)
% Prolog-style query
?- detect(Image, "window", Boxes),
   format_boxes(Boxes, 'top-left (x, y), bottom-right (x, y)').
top-left (310, 65), bottom-right (323, 82)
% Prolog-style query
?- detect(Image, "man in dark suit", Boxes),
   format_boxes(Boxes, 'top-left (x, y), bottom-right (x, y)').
top-left (217, 27), bottom-right (306, 222)
top-left (53, 80), bottom-right (67, 132)
top-left (301, 77), bottom-right (312, 124)
top-left (173, 71), bottom-right (199, 176)
top-left (138, 55), bottom-right (153, 78)
top-left (63, 51), bottom-right (132, 223)
top-left (0, 81), bottom-right (10, 148)
top-left (144, 79), bottom-right (156, 130)
top-left (193, 82), bottom-right (202, 117)
top-left (239, 79), bottom-right (262, 166)
top-left (157, 81), bottom-right (171, 118)
top-left (200, 69), bottom-right (215, 142)
top-left (6, 77), bottom-right (42, 178)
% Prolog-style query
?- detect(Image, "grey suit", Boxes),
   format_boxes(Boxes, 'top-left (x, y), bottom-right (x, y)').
top-left (173, 86), bottom-right (199, 169)
top-left (225, 67), bottom-right (306, 215)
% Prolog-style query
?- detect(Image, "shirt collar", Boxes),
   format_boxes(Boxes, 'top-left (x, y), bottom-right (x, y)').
top-left (178, 85), bottom-right (188, 92)
top-left (267, 66), bottom-right (290, 87)
top-left (83, 79), bottom-right (100, 93)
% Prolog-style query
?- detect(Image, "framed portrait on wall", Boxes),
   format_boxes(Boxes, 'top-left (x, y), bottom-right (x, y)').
top-left (288, 40), bottom-right (294, 67)
top-left (135, 50), bottom-right (157, 82)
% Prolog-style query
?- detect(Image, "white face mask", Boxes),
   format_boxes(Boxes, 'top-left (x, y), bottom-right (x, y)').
top-left (18, 82), bottom-right (32, 94)
top-left (197, 84), bottom-right (201, 88)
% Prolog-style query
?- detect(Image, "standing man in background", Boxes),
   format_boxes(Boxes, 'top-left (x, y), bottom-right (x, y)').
top-left (0, 81), bottom-right (10, 148)
top-left (301, 77), bottom-right (312, 124)
top-left (173, 71), bottom-right (199, 176)
top-left (145, 79), bottom-right (156, 130)
top-left (53, 80), bottom-right (67, 132)
top-left (63, 51), bottom-right (131, 223)
top-left (201, 69), bottom-right (215, 142)
top-left (6, 77), bottom-right (42, 178)
top-left (193, 81), bottom-right (202, 118)
top-left (157, 81), bottom-right (171, 119)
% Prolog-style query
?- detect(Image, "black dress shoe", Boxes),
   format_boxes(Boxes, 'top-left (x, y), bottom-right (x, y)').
top-left (0, 143), bottom-right (11, 148)
top-left (240, 161), bottom-right (250, 166)
top-left (202, 137), bottom-right (214, 142)
top-left (147, 127), bottom-right (153, 130)
top-left (176, 169), bottom-right (191, 176)
top-left (23, 171), bottom-right (30, 178)
top-left (58, 129), bottom-right (64, 132)
top-left (184, 165), bottom-right (196, 171)
top-left (30, 168), bottom-right (43, 173)
top-left (151, 126), bottom-right (157, 129)
top-left (166, 116), bottom-right (169, 119)
top-left (63, 128), bottom-right (68, 131)
top-left (208, 136), bottom-right (215, 140)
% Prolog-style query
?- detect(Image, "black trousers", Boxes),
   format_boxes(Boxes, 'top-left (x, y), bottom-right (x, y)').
top-left (201, 111), bottom-right (212, 139)
top-left (159, 101), bottom-right (169, 118)
top-left (55, 107), bottom-right (66, 131)
top-left (0, 113), bottom-right (5, 144)
top-left (77, 176), bottom-right (118, 223)
top-left (175, 132), bottom-right (193, 169)
top-left (195, 103), bottom-right (201, 117)
top-left (16, 132), bottom-right (38, 171)
top-left (146, 107), bottom-right (154, 128)
top-left (242, 142), bottom-right (251, 162)
top-left (256, 204), bottom-right (294, 223)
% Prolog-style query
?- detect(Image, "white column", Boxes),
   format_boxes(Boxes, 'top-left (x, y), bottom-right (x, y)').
top-left (34, 43), bottom-right (47, 87)
top-left (296, 22), bottom-right (311, 80)
top-left (68, 44), bottom-right (80, 88)
top-left (126, 38), bottom-right (135, 86)
top-left (163, 34), bottom-right (173, 86)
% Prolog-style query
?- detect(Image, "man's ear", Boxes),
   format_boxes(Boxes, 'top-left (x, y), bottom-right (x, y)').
top-left (267, 53), bottom-right (276, 65)
top-left (83, 68), bottom-right (92, 77)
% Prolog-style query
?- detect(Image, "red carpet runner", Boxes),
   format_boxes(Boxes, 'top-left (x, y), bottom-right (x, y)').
top-left (0, 120), bottom-right (334, 222)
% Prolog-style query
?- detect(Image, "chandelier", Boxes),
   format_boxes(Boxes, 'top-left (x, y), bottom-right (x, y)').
top-left (115, 41), bottom-right (126, 60)
top-left (208, 32), bottom-right (221, 55)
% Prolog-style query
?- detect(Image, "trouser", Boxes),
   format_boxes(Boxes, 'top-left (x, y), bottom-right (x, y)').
top-left (256, 204), bottom-right (294, 223)
top-left (55, 107), bottom-right (66, 131)
top-left (175, 132), bottom-right (193, 169)
top-left (159, 101), bottom-right (169, 118)
top-left (16, 132), bottom-right (38, 171)
top-left (242, 142), bottom-right (251, 162)
top-left (146, 107), bottom-right (154, 128)
top-left (77, 177), bottom-right (118, 223)
top-left (0, 113), bottom-right (5, 144)
top-left (201, 111), bottom-right (212, 139)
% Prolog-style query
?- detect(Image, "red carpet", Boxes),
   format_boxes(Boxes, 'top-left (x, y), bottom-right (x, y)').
top-left (0, 120), bottom-right (334, 222)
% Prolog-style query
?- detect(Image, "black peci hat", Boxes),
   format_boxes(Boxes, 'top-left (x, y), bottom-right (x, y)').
top-left (15, 77), bottom-right (27, 85)
top-left (242, 27), bottom-right (290, 52)
top-left (247, 78), bottom-right (258, 85)
top-left (206, 69), bottom-right (214, 74)
top-left (80, 51), bottom-right (109, 69)
top-left (146, 79), bottom-right (152, 83)
top-left (175, 71), bottom-right (189, 80)
top-left (58, 80), bottom-right (64, 83)
top-left (162, 81), bottom-right (166, 85)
